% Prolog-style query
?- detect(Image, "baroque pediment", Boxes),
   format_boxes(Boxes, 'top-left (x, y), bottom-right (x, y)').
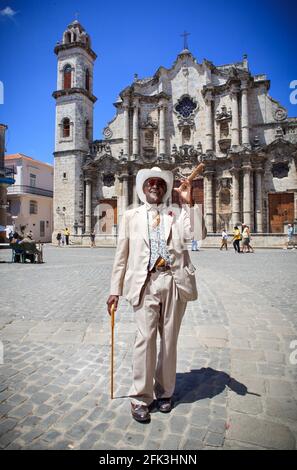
top-left (83, 153), bottom-right (119, 174)
top-left (264, 138), bottom-right (297, 160)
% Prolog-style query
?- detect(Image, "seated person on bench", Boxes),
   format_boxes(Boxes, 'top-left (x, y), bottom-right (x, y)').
top-left (18, 233), bottom-right (42, 263)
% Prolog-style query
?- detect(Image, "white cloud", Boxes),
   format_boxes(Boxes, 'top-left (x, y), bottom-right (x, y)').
top-left (0, 6), bottom-right (17, 17)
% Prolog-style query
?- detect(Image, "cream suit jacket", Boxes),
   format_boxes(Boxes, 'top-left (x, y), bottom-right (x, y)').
top-left (110, 203), bottom-right (207, 307)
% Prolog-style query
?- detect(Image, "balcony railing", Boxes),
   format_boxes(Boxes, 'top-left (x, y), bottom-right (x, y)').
top-left (7, 185), bottom-right (53, 198)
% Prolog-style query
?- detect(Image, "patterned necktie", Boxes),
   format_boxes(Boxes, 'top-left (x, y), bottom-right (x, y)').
top-left (152, 210), bottom-right (160, 228)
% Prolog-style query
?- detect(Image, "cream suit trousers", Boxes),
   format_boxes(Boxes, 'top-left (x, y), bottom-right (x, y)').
top-left (129, 270), bottom-right (187, 406)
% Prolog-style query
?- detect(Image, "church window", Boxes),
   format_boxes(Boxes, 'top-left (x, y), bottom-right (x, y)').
top-left (65, 32), bottom-right (71, 44)
top-left (73, 32), bottom-right (77, 42)
top-left (272, 162), bottom-right (289, 178)
top-left (62, 118), bottom-right (70, 138)
top-left (85, 69), bottom-right (90, 91)
top-left (175, 96), bottom-right (197, 118)
top-left (63, 65), bottom-right (72, 89)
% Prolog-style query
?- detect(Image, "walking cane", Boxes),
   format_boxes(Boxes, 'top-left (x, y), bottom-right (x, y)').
top-left (110, 303), bottom-right (115, 399)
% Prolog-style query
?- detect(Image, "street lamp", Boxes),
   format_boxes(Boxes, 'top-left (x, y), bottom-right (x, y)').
top-left (73, 220), bottom-right (78, 235)
top-left (11, 215), bottom-right (18, 233)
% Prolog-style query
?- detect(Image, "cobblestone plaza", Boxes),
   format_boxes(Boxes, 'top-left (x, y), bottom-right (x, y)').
top-left (0, 246), bottom-right (297, 450)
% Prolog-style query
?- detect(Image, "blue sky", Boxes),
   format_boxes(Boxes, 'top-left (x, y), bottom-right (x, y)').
top-left (0, 0), bottom-right (296, 165)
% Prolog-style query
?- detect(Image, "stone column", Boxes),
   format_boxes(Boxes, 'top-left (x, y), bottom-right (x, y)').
top-left (123, 98), bottom-right (130, 159)
top-left (242, 165), bottom-right (252, 228)
top-left (85, 178), bottom-right (92, 234)
top-left (204, 170), bottom-right (214, 233)
top-left (204, 90), bottom-right (214, 151)
top-left (119, 173), bottom-right (129, 215)
top-left (255, 168), bottom-right (264, 233)
top-left (132, 97), bottom-right (139, 158)
top-left (159, 100), bottom-right (167, 157)
top-left (231, 167), bottom-right (240, 226)
top-left (231, 84), bottom-right (240, 147)
top-left (132, 175), bottom-right (139, 206)
top-left (241, 81), bottom-right (250, 147)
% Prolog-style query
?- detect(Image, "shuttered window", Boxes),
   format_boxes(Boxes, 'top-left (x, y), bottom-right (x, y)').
top-left (63, 65), bottom-right (72, 89)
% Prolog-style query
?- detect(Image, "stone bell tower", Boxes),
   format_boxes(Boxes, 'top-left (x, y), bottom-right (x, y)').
top-left (52, 19), bottom-right (97, 238)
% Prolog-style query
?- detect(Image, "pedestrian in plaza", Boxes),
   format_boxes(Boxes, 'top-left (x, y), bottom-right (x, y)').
top-left (220, 229), bottom-right (228, 251)
top-left (246, 225), bottom-right (255, 253)
top-left (64, 227), bottom-right (70, 246)
top-left (232, 226), bottom-right (241, 253)
top-left (56, 231), bottom-right (62, 247)
top-left (242, 224), bottom-right (249, 253)
top-left (10, 232), bottom-right (23, 262)
top-left (90, 230), bottom-right (96, 247)
top-left (107, 166), bottom-right (206, 423)
top-left (191, 238), bottom-right (199, 251)
top-left (286, 223), bottom-right (294, 249)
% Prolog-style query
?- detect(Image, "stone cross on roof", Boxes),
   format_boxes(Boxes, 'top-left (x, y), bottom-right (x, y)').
top-left (180, 30), bottom-right (190, 50)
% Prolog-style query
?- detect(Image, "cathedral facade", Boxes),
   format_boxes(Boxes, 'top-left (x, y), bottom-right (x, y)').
top-left (53, 20), bottom-right (297, 245)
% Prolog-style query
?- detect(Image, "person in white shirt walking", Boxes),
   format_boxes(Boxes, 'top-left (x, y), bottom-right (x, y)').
top-left (220, 229), bottom-right (228, 250)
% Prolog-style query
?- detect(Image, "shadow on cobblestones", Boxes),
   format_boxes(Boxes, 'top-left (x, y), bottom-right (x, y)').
top-left (174, 368), bottom-right (256, 405)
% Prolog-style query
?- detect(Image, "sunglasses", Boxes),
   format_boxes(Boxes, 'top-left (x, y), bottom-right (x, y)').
top-left (144, 178), bottom-right (167, 188)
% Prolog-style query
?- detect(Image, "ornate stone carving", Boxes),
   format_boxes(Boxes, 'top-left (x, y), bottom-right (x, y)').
top-left (90, 141), bottom-right (112, 158)
top-left (171, 144), bottom-right (200, 163)
top-left (253, 135), bottom-right (261, 149)
top-left (215, 105), bottom-right (232, 122)
top-left (274, 107), bottom-right (287, 122)
top-left (179, 144), bottom-right (197, 159)
top-left (197, 142), bottom-right (203, 154)
top-left (141, 115), bottom-right (158, 129)
top-left (275, 126), bottom-right (284, 138)
top-left (218, 138), bottom-right (231, 153)
top-left (219, 177), bottom-right (232, 190)
top-left (103, 126), bottom-right (113, 139)
top-left (201, 151), bottom-right (216, 162)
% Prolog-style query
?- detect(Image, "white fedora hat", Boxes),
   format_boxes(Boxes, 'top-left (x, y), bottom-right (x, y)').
top-left (136, 166), bottom-right (173, 204)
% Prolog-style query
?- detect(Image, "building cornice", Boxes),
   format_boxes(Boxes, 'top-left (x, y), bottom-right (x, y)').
top-left (54, 42), bottom-right (97, 61)
top-left (52, 88), bottom-right (97, 103)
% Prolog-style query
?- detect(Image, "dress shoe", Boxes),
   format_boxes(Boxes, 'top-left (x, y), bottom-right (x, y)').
top-left (158, 397), bottom-right (172, 413)
top-left (131, 403), bottom-right (151, 423)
